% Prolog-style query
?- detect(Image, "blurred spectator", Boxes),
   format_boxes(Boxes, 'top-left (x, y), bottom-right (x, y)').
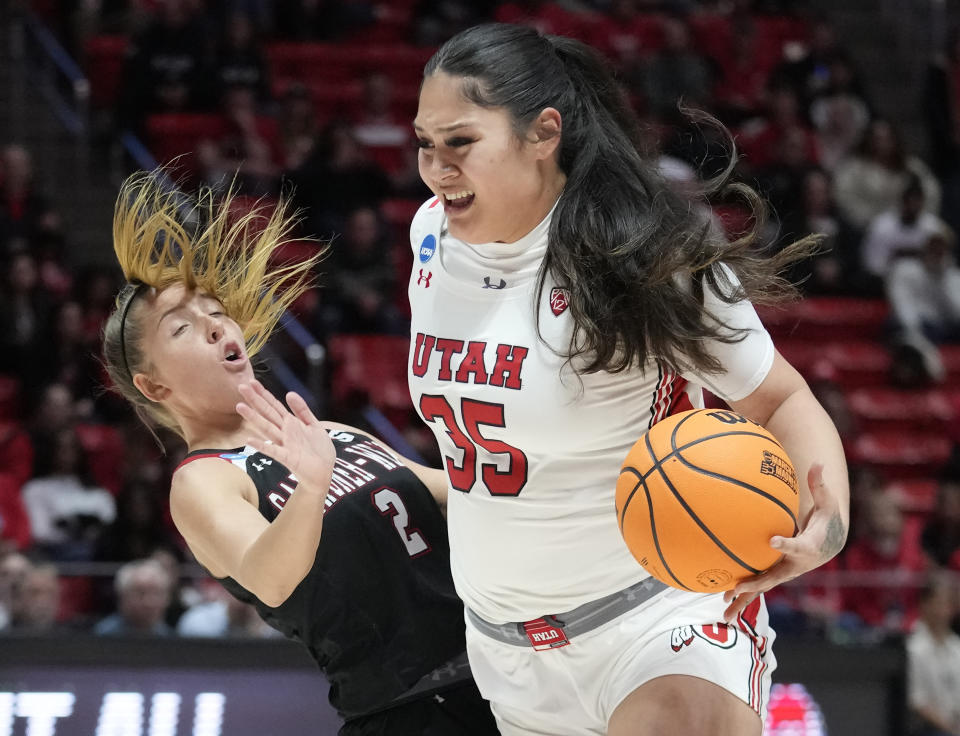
top-left (177, 583), bottom-right (277, 637)
top-left (276, 83), bottom-right (320, 173)
top-left (353, 73), bottom-right (411, 150)
top-left (492, 1), bottom-right (582, 39)
top-left (273, 0), bottom-right (380, 41)
top-left (921, 472), bottom-right (960, 570)
top-left (93, 558), bottom-right (173, 636)
top-left (738, 84), bottom-right (818, 174)
top-left (0, 253), bottom-right (55, 384)
top-left (641, 16), bottom-right (714, 120)
top-left (907, 572), bottom-right (960, 736)
top-left (0, 551), bottom-right (31, 632)
top-left (770, 17), bottom-right (844, 110)
top-left (886, 229), bottom-right (960, 384)
top-left (197, 86), bottom-right (281, 196)
top-left (29, 382), bottom-right (78, 442)
top-left (22, 427), bottom-right (116, 561)
top-left (778, 168), bottom-right (860, 294)
top-left (841, 487), bottom-right (928, 634)
top-left (833, 119), bottom-right (941, 232)
top-left (34, 301), bottom-right (105, 414)
top-left (320, 205), bottom-right (405, 335)
top-left (711, 15), bottom-right (773, 126)
top-left (210, 11), bottom-right (270, 104)
top-left (809, 54), bottom-right (871, 172)
top-left (95, 479), bottom-right (180, 564)
top-left (861, 178), bottom-right (947, 282)
top-left (117, 0), bottom-right (210, 133)
top-left (414, 0), bottom-right (492, 47)
top-left (9, 563), bottom-right (62, 633)
top-left (924, 27), bottom-right (960, 238)
top-left (289, 121), bottom-right (391, 236)
top-left (0, 144), bottom-right (59, 253)
top-left (149, 546), bottom-right (195, 628)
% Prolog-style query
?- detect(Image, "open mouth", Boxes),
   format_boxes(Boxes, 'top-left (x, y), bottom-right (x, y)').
top-left (223, 341), bottom-right (245, 366)
top-left (443, 190), bottom-right (475, 211)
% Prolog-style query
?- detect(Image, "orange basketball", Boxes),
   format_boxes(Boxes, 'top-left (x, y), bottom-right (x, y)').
top-left (615, 408), bottom-right (800, 593)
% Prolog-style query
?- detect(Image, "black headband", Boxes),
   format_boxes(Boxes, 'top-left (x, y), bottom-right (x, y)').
top-left (119, 280), bottom-right (147, 381)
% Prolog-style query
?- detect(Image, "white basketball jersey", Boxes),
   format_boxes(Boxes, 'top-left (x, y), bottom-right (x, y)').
top-left (407, 197), bottom-right (775, 623)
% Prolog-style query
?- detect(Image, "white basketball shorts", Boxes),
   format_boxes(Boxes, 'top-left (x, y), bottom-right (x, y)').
top-left (464, 588), bottom-right (776, 736)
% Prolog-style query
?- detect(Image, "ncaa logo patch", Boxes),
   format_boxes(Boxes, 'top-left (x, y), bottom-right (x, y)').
top-left (419, 234), bottom-right (437, 263)
top-left (550, 287), bottom-right (569, 316)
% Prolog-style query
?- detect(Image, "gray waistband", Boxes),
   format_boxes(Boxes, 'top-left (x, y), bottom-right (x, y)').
top-left (466, 577), bottom-right (670, 647)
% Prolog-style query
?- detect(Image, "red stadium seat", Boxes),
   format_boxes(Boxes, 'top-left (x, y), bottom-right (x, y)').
top-left (327, 335), bottom-right (412, 414)
top-left (846, 387), bottom-right (955, 433)
top-left (75, 423), bottom-right (126, 495)
top-left (145, 113), bottom-right (226, 172)
top-left (0, 421), bottom-right (33, 487)
top-left (0, 375), bottom-right (22, 421)
top-left (265, 42), bottom-right (358, 83)
top-left (886, 478), bottom-right (938, 513)
top-left (757, 298), bottom-right (889, 341)
top-left (942, 345), bottom-right (960, 384)
top-left (849, 431), bottom-right (952, 479)
top-left (83, 35), bottom-right (129, 109)
top-left (0, 472), bottom-right (31, 550)
top-left (348, 45), bottom-right (436, 85)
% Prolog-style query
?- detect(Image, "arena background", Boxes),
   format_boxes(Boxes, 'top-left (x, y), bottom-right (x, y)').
top-left (1, 0), bottom-right (958, 733)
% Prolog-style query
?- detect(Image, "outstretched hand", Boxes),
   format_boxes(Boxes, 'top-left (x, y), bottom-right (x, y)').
top-left (236, 380), bottom-right (335, 492)
top-left (722, 463), bottom-right (847, 622)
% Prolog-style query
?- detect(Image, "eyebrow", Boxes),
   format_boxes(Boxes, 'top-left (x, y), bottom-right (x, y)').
top-left (156, 305), bottom-right (186, 331)
top-left (413, 121), bottom-right (474, 133)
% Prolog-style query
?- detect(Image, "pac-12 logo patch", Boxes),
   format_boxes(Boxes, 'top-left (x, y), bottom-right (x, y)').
top-left (550, 287), bottom-right (569, 316)
top-left (419, 234), bottom-right (437, 263)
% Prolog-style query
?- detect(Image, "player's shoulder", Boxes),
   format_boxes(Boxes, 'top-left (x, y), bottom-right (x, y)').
top-left (410, 196), bottom-right (444, 250)
top-left (171, 454), bottom-right (254, 504)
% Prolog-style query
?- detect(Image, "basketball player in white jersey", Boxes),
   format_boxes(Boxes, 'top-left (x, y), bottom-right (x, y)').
top-left (406, 24), bottom-right (849, 736)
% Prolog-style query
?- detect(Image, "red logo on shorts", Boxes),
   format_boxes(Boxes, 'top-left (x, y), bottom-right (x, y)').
top-left (549, 288), bottom-right (569, 316)
top-left (523, 617), bottom-right (569, 651)
top-left (417, 269), bottom-right (432, 288)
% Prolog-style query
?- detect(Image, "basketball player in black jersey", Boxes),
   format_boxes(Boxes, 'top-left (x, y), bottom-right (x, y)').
top-left (100, 172), bottom-right (500, 735)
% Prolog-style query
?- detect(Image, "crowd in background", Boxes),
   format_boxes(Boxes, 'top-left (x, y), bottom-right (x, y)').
top-left (2, 0), bottom-right (960, 675)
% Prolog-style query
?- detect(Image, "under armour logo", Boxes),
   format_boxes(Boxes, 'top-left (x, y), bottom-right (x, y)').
top-left (417, 269), bottom-right (432, 288)
top-left (483, 276), bottom-right (507, 289)
top-left (550, 287), bottom-right (569, 316)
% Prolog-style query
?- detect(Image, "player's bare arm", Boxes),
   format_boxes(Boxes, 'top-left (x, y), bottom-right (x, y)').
top-left (171, 381), bottom-right (335, 608)
top-left (724, 350), bottom-right (849, 621)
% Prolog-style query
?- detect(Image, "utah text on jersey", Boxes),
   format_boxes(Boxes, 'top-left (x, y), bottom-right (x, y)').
top-left (411, 333), bottom-right (530, 389)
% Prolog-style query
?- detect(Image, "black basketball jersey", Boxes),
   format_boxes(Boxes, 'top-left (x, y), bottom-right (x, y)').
top-left (178, 428), bottom-right (468, 719)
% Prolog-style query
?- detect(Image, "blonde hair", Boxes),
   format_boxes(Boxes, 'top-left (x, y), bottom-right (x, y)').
top-left (102, 171), bottom-right (324, 436)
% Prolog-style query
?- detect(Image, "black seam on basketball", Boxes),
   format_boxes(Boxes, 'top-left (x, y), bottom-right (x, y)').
top-left (651, 450), bottom-right (764, 576)
top-left (621, 430), bottom-right (786, 489)
top-left (668, 410), bottom-right (787, 455)
top-left (643, 432), bottom-right (691, 591)
top-left (671, 451), bottom-right (798, 529)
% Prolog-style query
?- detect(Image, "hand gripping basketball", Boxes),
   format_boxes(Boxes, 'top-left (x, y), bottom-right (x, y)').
top-left (616, 409), bottom-right (801, 595)
top-left (721, 463), bottom-right (845, 623)
top-left (236, 379), bottom-right (336, 493)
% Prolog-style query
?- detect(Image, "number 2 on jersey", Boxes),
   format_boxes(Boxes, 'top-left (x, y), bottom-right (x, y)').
top-left (418, 395), bottom-right (528, 496)
top-left (372, 488), bottom-right (430, 558)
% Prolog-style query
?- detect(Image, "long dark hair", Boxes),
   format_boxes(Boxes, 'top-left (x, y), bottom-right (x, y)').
top-left (425, 24), bottom-right (815, 375)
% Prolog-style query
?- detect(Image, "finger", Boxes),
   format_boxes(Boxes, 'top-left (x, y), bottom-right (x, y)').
top-left (286, 391), bottom-right (319, 426)
top-left (236, 401), bottom-right (284, 444)
top-left (723, 592), bottom-right (759, 623)
top-left (251, 380), bottom-right (293, 423)
top-left (239, 382), bottom-right (286, 427)
top-left (769, 534), bottom-right (814, 558)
